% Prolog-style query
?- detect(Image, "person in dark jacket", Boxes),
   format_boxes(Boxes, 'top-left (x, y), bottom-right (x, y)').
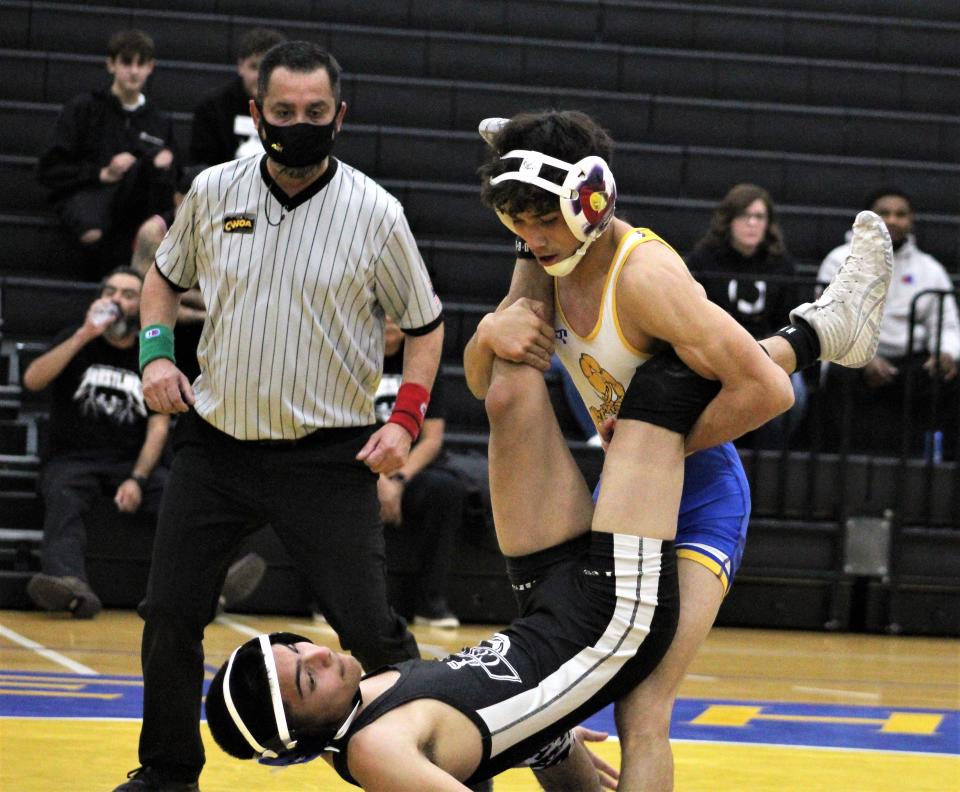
top-left (188, 27), bottom-right (286, 168)
top-left (685, 183), bottom-right (798, 339)
top-left (686, 183), bottom-right (807, 445)
top-left (36, 30), bottom-right (178, 278)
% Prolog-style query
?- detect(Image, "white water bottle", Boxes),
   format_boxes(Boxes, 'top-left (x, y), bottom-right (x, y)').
top-left (92, 302), bottom-right (121, 327)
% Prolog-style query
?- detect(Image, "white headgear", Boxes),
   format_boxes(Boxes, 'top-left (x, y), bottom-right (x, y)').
top-left (223, 634), bottom-right (297, 760)
top-left (489, 149), bottom-right (617, 277)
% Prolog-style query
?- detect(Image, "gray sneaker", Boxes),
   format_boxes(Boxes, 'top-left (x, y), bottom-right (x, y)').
top-left (27, 573), bottom-right (102, 619)
top-left (218, 552), bottom-right (267, 612)
top-left (790, 210), bottom-right (894, 368)
top-left (414, 596), bottom-right (460, 629)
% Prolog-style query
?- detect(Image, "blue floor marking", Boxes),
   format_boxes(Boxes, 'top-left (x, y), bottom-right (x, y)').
top-left (0, 670), bottom-right (144, 720)
top-left (3, 670), bottom-right (958, 755)
top-left (581, 699), bottom-right (959, 755)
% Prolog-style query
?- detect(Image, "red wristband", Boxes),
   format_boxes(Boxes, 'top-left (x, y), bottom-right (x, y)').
top-left (387, 382), bottom-right (430, 442)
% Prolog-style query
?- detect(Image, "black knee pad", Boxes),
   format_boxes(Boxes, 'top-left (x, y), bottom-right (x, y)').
top-left (618, 348), bottom-right (720, 435)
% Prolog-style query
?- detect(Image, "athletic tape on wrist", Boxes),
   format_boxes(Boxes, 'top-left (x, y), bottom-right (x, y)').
top-left (387, 382), bottom-right (430, 442)
top-left (139, 324), bottom-right (176, 373)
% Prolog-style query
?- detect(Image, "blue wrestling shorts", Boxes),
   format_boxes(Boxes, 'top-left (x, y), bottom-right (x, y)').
top-left (593, 441), bottom-right (750, 592)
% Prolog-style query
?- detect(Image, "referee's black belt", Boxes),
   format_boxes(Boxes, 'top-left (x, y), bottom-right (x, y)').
top-left (189, 411), bottom-right (373, 449)
top-left (243, 425), bottom-right (374, 448)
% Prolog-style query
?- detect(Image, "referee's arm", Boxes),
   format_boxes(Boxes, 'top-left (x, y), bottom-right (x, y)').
top-left (141, 264), bottom-right (182, 329)
top-left (400, 320), bottom-right (444, 394)
top-left (140, 264), bottom-right (195, 414)
top-left (356, 320), bottom-right (444, 475)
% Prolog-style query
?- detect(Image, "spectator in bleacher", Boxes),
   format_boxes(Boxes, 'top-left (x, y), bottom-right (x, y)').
top-left (21, 267), bottom-right (266, 622)
top-left (818, 188), bottom-right (960, 456)
top-left (376, 317), bottom-right (465, 629)
top-left (686, 184), bottom-right (798, 339)
top-left (686, 183), bottom-right (807, 445)
top-left (22, 267), bottom-right (167, 619)
top-left (113, 42), bottom-right (441, 792)
top-left (188, 27), bottom-right (287, 168)
top-left (36, 30), bottom-right (179, 279)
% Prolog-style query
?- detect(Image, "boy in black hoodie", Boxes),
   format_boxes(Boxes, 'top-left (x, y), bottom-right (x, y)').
top-left (37, 29), bottom-right (178, 277)
top-left (188, 27), bottom-right (286, 168)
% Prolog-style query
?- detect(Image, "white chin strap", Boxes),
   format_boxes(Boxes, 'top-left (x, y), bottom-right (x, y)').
top-left (543, 241), bottom-right (590, 277)
top-left (223, 634), bottom-right (297, 759)
top-left (323, 693), bottom-right (363, 753)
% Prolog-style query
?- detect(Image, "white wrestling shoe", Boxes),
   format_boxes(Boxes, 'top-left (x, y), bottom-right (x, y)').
top-left (479, 117), bottom-right (508, 147)
top-left (789, 210), bottom-right (894, 368)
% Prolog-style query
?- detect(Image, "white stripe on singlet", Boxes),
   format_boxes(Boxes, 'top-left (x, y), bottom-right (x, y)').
top-left (477, 534), bottom-right (663, 759)
top-left (155, 156), bottom-right (441, 440)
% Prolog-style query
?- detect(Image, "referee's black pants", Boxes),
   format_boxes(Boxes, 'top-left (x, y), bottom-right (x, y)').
top-left (136, 411), bottom-right (419, 781)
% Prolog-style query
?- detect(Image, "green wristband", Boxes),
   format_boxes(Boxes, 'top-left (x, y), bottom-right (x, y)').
top-left (139, 324), bottom-right (176, 373)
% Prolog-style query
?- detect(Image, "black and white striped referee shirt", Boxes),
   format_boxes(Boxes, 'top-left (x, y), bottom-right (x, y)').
top-left (154, 155), bottom-right (442, 440)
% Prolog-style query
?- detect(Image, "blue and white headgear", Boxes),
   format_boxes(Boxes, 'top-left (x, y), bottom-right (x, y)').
top-left (479, 118), bottom-right (617, 277)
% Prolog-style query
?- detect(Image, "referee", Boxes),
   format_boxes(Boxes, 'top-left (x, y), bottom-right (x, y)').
top-left (114, 42), bottom-right (443, 792)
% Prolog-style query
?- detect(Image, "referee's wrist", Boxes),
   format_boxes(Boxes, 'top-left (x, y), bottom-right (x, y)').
top-left (129, 474), bottom-right (149, 490)
top-left (139, 324), bottom-right (176, 373)
top-left (389, 472), bottom-right (407, 485)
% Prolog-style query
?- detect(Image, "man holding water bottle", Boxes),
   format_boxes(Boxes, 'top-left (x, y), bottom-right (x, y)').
top-left (22, 267), bottom-right (266, 620)
top-left (21, 267), bottom-right (168, 617)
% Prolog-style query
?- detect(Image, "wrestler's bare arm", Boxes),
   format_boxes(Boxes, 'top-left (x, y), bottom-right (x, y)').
top-left (346, 706), bottom-right (483, 792)
top-left (617, 242), bottom-right (794, 452)
top-left (349, 739), bottom-right (471, 792)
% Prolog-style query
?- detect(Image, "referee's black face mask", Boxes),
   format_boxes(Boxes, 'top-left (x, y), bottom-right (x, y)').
top-left (257, 104), bottom-right (341, 168)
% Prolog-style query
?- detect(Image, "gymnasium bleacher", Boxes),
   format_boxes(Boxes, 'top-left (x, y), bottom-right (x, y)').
top-left (0, 0), bottom-right (957, 635)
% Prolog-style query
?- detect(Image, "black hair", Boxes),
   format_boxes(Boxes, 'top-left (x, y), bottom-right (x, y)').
top-left (256, 41), bottom-right (342, 107)
top-left (864, 186), bottom-right (913, 212)
top-left (695, 182), bottom-right (786, 258)
top-left (478, 110), bottom-right (615, 218)
top-left (236, 28), bottom-right (287, 62)
top-left (205, 639), bottom-right (268, 760)
top-left (107, 30), bottom-right (155, 63)
top-left (205, 633), bottom-right (341, 763)
top-left (99, 266), bottom-right (143, 294)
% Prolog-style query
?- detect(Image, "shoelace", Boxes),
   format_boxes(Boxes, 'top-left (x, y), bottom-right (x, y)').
top-left (126, 766), bottom-right (156, 781)
top-left (823, 255), bottom-right (865, 306)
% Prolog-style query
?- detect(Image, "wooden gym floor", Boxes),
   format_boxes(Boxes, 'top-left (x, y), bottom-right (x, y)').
top-left (0, 609), bottom-right (957, 791)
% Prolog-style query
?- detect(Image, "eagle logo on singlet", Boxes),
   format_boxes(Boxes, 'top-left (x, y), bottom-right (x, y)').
top-left (444, 633), bottom-right (522, 683)
top-left (579, 353), bottom-right (626, 427)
